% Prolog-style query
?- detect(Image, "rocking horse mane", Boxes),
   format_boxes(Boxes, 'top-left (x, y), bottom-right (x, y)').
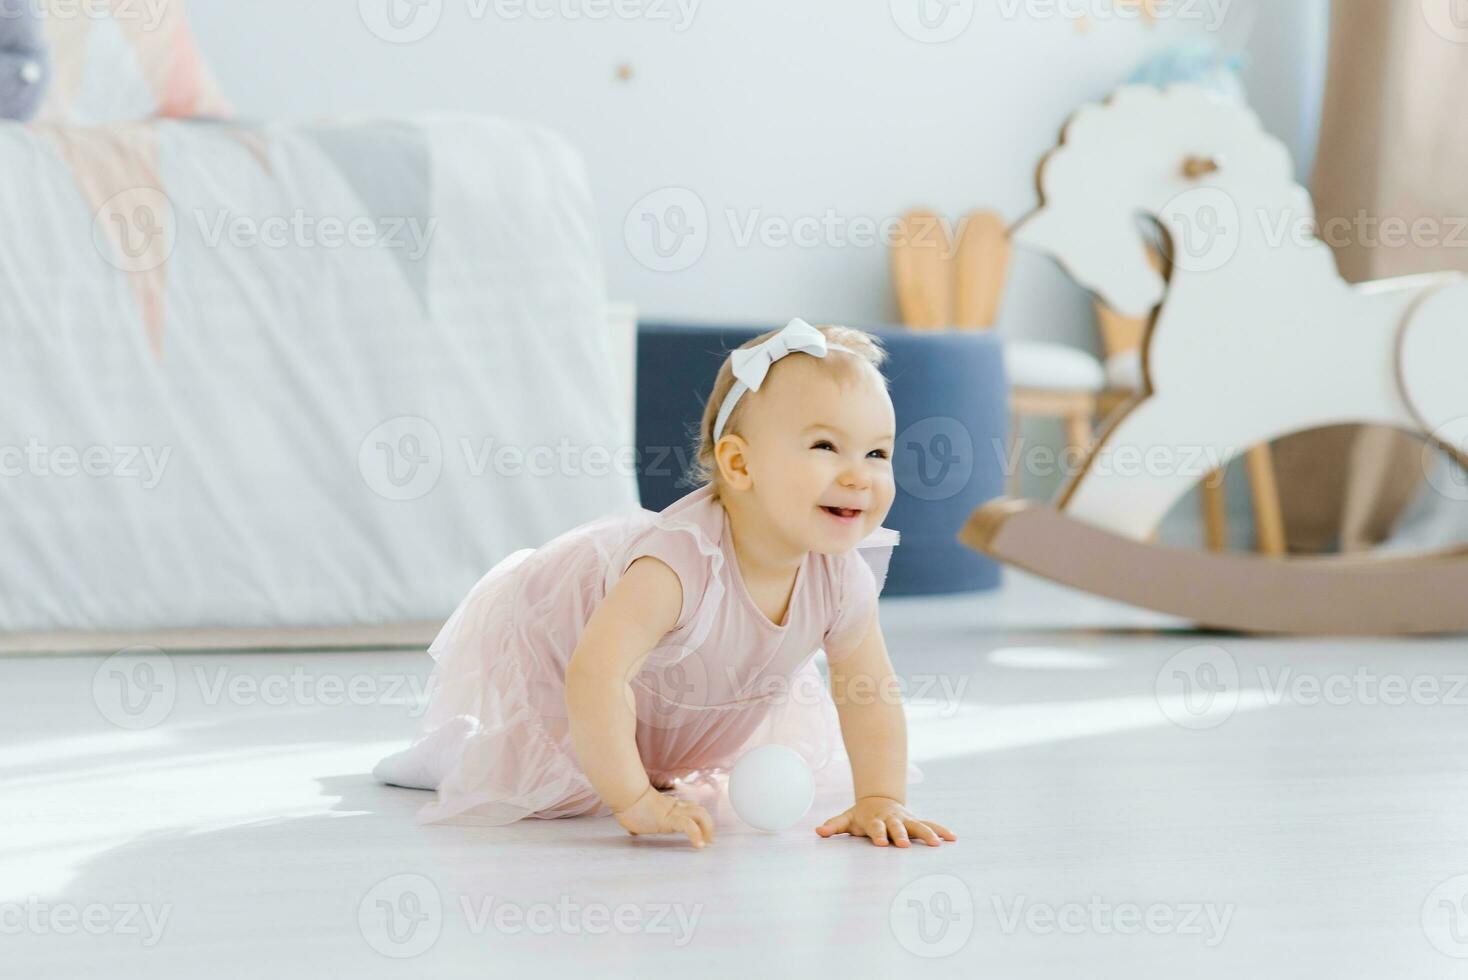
top-left (1036, 84), bottom-right (1298, 209)
top-left (1018, 82), bottom-right (1321, 318)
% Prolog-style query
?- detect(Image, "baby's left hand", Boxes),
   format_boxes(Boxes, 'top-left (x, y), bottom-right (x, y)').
top-left (815, 796), bottom-right (956, 848)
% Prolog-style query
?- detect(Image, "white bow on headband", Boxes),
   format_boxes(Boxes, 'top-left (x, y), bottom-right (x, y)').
top-left (711, 318), bottom-right (856, 442)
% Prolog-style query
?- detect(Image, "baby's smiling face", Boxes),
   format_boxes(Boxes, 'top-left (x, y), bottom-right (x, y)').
top-left (728, 353), bottom-right (896, 554)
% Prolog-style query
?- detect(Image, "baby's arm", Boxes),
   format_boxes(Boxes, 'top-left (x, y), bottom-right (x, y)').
top-left (565, 556), bottom-right (715, 848)
top-left (817, 614), bottom-right (957, 848)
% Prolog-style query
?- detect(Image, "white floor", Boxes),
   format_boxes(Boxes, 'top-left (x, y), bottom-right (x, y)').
top-left (7, 572), bottom-right (1468, 979)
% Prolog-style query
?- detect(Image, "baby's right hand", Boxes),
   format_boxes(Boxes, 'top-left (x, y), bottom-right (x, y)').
top-left (614, 785), bottom-right (715, 849)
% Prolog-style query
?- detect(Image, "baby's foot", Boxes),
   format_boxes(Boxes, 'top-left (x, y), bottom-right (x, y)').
top-left (372, 716), bottom-right (477, 790)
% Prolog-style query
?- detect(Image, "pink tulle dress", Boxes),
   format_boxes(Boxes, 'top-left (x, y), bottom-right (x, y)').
top-left (373, 482), bottom-right (904, 825)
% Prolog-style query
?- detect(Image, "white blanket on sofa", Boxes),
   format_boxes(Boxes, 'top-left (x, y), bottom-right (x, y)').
top-left (0, 114), bottom-right (638, 632)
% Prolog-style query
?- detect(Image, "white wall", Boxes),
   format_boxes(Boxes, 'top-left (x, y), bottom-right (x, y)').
top-left (191, 0), bottom-right (1327, 354)
top-left (189, 1), bottom-right (1328, 542)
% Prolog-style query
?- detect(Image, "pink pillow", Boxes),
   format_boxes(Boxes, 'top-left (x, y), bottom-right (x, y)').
top-left (33, 0), bottom-right (229, 124)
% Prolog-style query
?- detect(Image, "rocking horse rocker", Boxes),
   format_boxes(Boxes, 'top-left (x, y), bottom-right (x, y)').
top-left (961, 84), bottom-right (1468, 635)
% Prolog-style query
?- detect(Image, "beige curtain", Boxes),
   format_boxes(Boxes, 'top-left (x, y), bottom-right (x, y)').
top-left (1276, 0), bottom-right (1468, 552)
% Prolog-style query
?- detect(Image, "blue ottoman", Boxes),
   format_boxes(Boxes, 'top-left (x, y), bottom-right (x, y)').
top-left (635, 322), bottom-right (1009, 595)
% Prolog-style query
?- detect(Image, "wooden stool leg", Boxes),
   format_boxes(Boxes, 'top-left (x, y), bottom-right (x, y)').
top-left (1007, 412), bottom-right (1023, 497)
top-left (1064, 410), bottom-right (1093, 459)
top-left (1201, 473), bottom-right (1228, 552)
top-left (1063, 407), bottom-right (1095, 503)
top-left (1245, 444), bottom-right (1287, 556)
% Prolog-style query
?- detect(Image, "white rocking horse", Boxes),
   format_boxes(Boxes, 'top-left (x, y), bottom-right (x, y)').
top-left (961, 84), bottom-right (1468, 634)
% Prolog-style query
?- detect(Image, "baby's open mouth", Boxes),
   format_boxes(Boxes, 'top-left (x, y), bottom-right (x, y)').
top-left (820, 505), bottom-right (863, 520)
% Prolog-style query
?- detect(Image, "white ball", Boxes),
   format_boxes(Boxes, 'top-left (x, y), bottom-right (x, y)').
top-left (728, 744), bottom-right (815, 832)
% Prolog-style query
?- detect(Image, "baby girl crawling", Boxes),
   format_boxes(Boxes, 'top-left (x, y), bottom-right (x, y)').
top-left (375, 319), bottom-right (956, 850)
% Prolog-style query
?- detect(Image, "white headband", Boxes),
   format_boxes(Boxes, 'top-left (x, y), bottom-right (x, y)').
top-left (712, 318), bottom-right (857, 442)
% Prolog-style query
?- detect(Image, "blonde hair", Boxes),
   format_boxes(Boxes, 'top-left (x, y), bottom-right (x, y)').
top-left (689, 324), bottom-right (888, 487)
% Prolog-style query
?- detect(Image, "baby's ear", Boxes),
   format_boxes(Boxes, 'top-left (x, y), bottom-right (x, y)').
top-left (714, 435), bottom-right (753, 490)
